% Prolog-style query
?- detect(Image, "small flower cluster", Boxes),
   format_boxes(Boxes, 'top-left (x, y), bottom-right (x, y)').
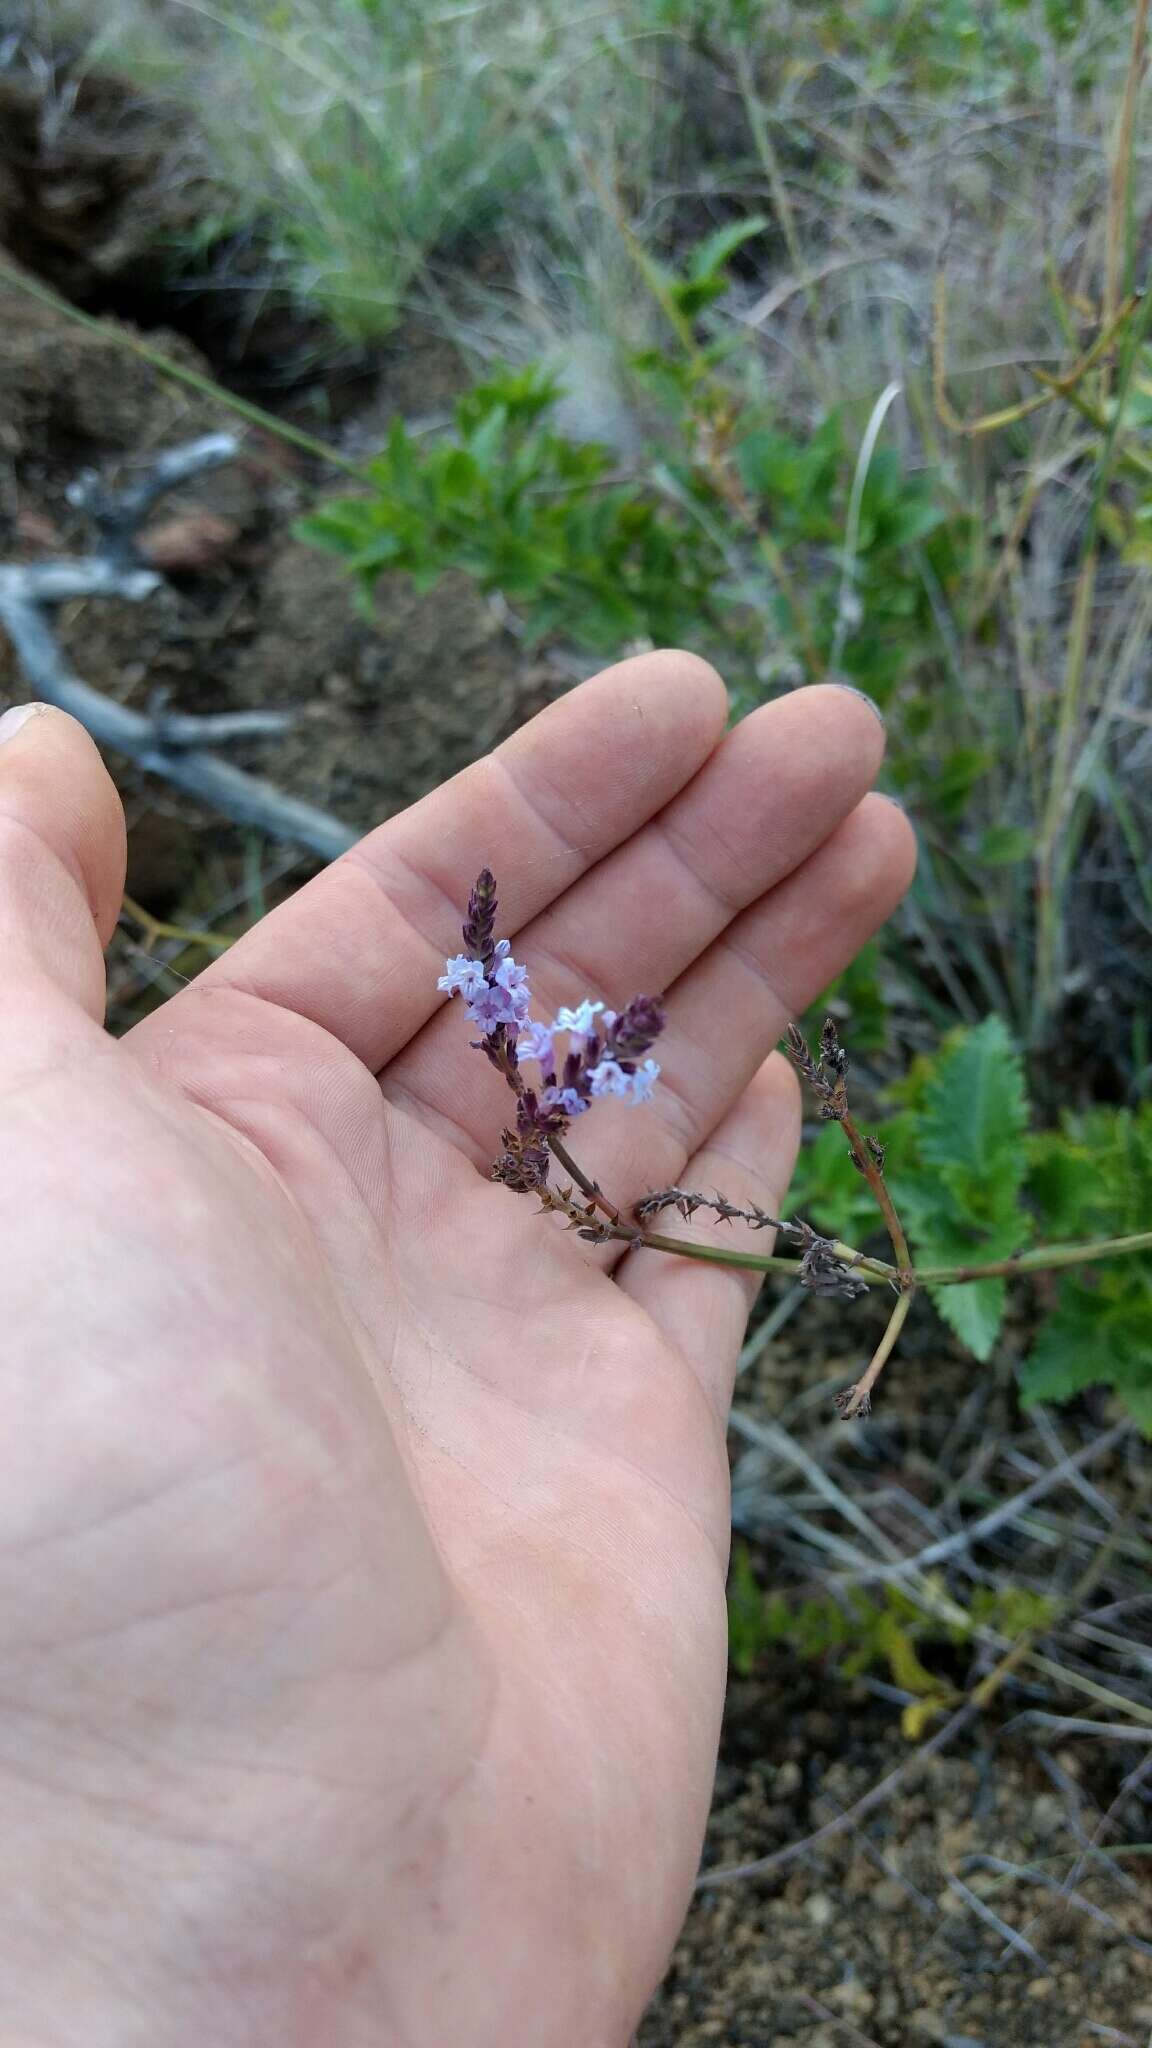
top-left (438, 868), bottom-right (665, 1192)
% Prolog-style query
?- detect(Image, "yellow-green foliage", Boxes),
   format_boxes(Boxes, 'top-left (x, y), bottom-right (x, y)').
top-left (727, 1543), bottom-right (1059, 1726)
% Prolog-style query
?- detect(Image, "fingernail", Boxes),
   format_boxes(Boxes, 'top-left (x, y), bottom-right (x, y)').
top-left (828, 680), bottom-right (885, 728)
top-left (876, 791), bottom-right (907, 813)
top-left (0, 703), bottom-right (41, 744)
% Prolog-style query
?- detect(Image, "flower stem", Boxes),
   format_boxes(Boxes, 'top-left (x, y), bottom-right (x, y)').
top-left (629, 1229), bottom-right (803, 1276)
top-left (546, 1136), bottom-right (625, 1225)
top-left (840, 1107), bottom-right (913, 1285)
top-left (611, 1225), bottom-right (1152, 1287)
top-left (836, 1292), bottom-right (913, 1421)
top-left (914, 1230), bottom-right (1152, 1283)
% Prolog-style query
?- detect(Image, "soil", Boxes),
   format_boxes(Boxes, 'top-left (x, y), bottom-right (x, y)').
top-left (640, 1661), bottom-right (1152, 2047)
top-left (2, 39), bottom-right (1151, 2048)
top-left (0, 30), bottom-right (563, 925)
top-left (0, 257), bottom-right (561, 915)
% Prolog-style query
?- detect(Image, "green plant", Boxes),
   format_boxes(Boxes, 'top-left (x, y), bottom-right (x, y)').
top-left (787, 1016), bottom-right (1152, 1429)
top-left (726, 1545), bottom-right (1060, 1735)
top-left (301, 366), bottom-right (726, 651)
top-left (1022, 1104), bottom-right (1152, 1432)
top-left (302, 233), bottom-right (958, 700)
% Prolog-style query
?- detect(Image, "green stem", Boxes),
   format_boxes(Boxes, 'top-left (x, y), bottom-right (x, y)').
top-left (631, 1229), bottom-right (803, 1277)
top-left (914, 1230), bottom-right (1152, 1284)
top-left (616, 1226), bottom-right (1152, 1286)
top-left (839, 1291), bottom-right (914, 1420)
top-left (840, 1109), bottom-right (912, 1281)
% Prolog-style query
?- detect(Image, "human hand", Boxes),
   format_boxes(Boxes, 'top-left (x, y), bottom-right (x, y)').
top-left (0, 658), bottom-right (914, 2048)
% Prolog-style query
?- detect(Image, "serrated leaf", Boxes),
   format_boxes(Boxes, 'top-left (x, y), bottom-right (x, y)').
top-left (929, 1274), bottom-right (1007, 1361)
top-left (1026, 1131), bottom-right (1096, 1239)
top-left (1019, 1303), bottom-right (1114, 1406)
top-left (1022, 1279), bottom-right (1152, 1431)
top-left (917, 1015), bottom-right (1028, 1200)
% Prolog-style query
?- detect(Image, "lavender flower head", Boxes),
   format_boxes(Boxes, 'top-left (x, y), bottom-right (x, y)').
top-left (438, 869), bottom-right (666, 1191)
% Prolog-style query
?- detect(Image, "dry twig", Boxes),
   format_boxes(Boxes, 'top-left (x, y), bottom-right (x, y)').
top-left (0, 434), bottom-right (357, 861)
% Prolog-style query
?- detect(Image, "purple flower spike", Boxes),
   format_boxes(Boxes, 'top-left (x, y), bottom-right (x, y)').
top-left (606, 994), bottom-right (666, 1063)
top-left (462, 868), bottom-right (499, 976)
top-left (445, 870), bottom-right (667, 1197)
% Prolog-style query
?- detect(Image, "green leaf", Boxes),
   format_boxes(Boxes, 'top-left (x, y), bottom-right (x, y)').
top-left (785, 1121), bottom-right (884, 1243)
top-left (1118, 1379), bottom-right (1152, 1435)
top-left (933, 745), bottom-right (993, 818)
top-left (978, 824), bottom-right (1034, 865)
top-left (669, 275), bottom-right (731, 318)
top-left (687, 213), bottom-right (769, 285)
top-left (1026, 1131), bottom-right (1095, 1240)
top-left (930, 1274), bottom-right (1007, 1361)
top-left (908, 1198), bottom-right (1029, 1363)
top-left (1020, 1302), bottom-right (1115, 1405)
top-left (917, 1015), bottom-right (1029, 1197)
top-left (1021, 1279), bottom-right (1152, 1432)
top-left (467, 404), bottom-right (509, 473)
top-left (727, 1543), bottom-right (769, 1676)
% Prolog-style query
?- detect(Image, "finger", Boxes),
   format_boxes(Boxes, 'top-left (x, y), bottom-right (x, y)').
top-left (618, 1054), bottom-right (801, 1416)
top-left (566, 795), bottom-right (916, 1241)
top-left (383, 684), bottom-right (886, 1151)
top-left (135, 649), bottom-right (728, 1067)
top-left (0, 703), bottom-right (126, 1037)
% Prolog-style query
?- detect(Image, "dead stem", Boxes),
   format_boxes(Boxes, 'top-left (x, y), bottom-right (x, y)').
top-left (835, 1290), bottom-right (913, 1422)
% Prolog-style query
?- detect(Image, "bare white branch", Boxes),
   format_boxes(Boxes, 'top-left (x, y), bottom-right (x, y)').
top-left (0, 435), bottom-right (357, 862)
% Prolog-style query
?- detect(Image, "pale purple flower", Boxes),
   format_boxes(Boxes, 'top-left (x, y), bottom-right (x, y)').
top-left (541, 1085), bottom-right (587, 1118)
top-left (554, 999), bottom-right (604, 1038)
top-left (492, 954), bottom-right (531, 1023)
top-left (588, 1056), bottom-right (660, 1104)
top-left (517, 1019), bottom-right (555, 1067)
top-left (628, 1058), bottom-right (660, 1104)
top-left (439, 954), bottom-right (488, 1001)
top-left (587, 1058), bottom-right (629, 1100)
top-left (466, 981), bottom-right (522, 1033)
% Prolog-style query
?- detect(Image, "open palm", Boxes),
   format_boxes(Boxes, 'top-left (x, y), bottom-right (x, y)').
top-left (0, 654), bottom-right (913, 2048)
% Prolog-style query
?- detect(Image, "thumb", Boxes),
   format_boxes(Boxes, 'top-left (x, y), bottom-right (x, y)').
top-left (0, 703), bottom-right (126, 1029)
